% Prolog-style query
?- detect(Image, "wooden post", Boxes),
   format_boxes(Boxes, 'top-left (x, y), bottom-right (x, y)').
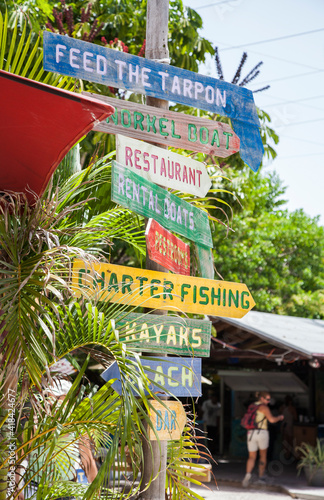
top-left (141, 1), bottom-right (170, 499)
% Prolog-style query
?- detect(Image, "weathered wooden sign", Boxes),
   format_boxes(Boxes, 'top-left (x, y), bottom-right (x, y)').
top-left (148, 401), bottom-right (187, 440)
top-left (101, 357), bottom-right (202, 397)
top-left (84, 92), bottom-right (240, 158)
top-left (196, 244), bottom-right (214, 280)
top-left (72, 260), bottom-right (256, 318)
top-left (115, 312), bottom-right (211, 357)
top-left (43, 31), bottom-right (263, 172)
top-left (145, 219), bottom-right (190, 276)
top-left (111, 161), bottom-right (213, 248)
top-left (116, 135), bottom-right (211, 197)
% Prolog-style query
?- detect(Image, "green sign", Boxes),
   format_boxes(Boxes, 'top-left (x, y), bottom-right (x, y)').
top-left (111, 161), bottom-right (213, 248)
top-left (115, 312), bottom-right (211, 357)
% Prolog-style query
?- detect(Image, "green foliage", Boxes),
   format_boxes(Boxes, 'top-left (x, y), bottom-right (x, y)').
top-left (0, 9), bottom-right (74, 89)
top-left (211, 169), bottom-right (324, 318)
top-left (297, 439), bottom-right (324, 473)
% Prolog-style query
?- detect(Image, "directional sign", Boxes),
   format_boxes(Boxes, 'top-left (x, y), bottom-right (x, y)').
top-left (72, 260), bottom-right (256, 319)
top-left (111, 161), bottom-right (213, 247)
top-left (115, 312), bottom-right (211, 357)
top-left (145, 219), bottom-right (190, 276)
top-left (43, 31), bottom-right (263, 171)
top-left (101, 357), bottom-right (202, 397)
top-left (196, 244), bottom-right (214, 280)
top-left (116, 135), bottom-right (211, 197)
top-left (148, 401), bottom-right (187, 440)
top-left (84, 92), bottom-right (240, 158)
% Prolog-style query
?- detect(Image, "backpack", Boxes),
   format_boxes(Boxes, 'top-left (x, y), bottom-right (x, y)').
top-left (241, 403), bottom-right (259, 430)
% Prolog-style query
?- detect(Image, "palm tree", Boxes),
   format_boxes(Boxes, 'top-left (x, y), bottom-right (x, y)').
top-left (0, 10), bottom-right (214, 499)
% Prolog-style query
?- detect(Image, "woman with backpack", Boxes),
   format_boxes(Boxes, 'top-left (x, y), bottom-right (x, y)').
top-left (242, 391), bottom-right (284, 487)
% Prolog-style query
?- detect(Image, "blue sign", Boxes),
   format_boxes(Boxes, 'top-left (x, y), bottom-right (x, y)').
top-left (101, 357), bottom-right (201, 397)
top-left (76, 469), bottom-right (88, 484)
top-left (43, 31), bottom-right (263, 172)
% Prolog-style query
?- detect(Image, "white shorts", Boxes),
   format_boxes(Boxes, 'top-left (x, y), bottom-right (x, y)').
top-left (247, 429), bottom-right (269, 452)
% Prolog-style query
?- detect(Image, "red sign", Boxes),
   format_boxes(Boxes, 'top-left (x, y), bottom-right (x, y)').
top-left (146, 219), bottom-right (190, 276)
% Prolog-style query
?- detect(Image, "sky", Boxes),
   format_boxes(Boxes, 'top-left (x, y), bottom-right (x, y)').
top-left (184, 0), bottom-right (324, 225)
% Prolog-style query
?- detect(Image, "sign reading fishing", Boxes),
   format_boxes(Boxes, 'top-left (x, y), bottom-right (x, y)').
top-left (72, 260), bottom-right (256, 319)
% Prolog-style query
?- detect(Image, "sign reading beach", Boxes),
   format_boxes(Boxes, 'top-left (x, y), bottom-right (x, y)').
top-left (43, 31), bottom-right (263, 171)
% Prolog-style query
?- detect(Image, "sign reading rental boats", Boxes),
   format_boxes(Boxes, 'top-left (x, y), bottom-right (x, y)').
top-left (43, 31), bottom-right (263, 172)
top-left (116, 135), bottom-right (211, 197)
top-left (72, 260), bottom-right (255, 319)
top-left (111, 161), bottom-right (213, 248)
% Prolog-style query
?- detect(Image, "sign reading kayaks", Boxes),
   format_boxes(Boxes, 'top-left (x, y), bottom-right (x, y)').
top-left (115, 311), bottom-right (211, 357)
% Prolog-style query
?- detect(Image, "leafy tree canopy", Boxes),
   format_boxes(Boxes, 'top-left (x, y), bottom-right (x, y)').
top-left (212, 168), bottom-right (324, 319)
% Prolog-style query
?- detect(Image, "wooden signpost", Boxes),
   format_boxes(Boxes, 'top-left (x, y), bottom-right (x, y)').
top-left (43, 31), bottom-right (263, 172)
top-left (145, 219), bottom-right (190, 276)
top-left (111, 161), bottom-right (213, 248)
top-left (84, 92), bottom-right (240, 158)
top-left (116, 135), bottom-right (211, 197)
top-left (115, 312), bottom-right (211, 356)
top-left (196, 244), bottom-right (215, 280)
top-left (148, 401), bottom-right (187, 440)
top-left (72, 259), bottom-right (255, 319)
top-left (101, 357), bottom-right (202, 397)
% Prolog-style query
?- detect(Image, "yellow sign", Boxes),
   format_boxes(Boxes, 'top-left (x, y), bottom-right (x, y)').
top-left (72, 260), bottom-right (255, 319)
top-left (148, 401), bottom-right (187, 441)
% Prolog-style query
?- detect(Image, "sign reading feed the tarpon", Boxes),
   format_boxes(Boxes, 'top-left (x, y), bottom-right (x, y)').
top-left (43, 31), bottom-right (263, 172)
top-left (72, 260), bottom-right (256, 319)
top-left (111, 161), bottom-right (213, 248)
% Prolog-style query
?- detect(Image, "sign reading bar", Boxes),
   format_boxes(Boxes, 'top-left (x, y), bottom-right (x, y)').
top-left (148, 401), bottom-right (187, 441)
top-left (145, 219), bottom-right (190, 276)
top-left (72, 260), bottom-right (256, 319)
top-left (111, 161), bottom-right (213, 248)
top-left (115, 312), bottom-right (211, 357)
top-left (85, 92), bottom-right (240, 158)
top-left (101, 357), bottom-right (202, 397)
top-left (43, 31), bottom-right (263, 172)
top-left (116, 135), bottom-right (211, 197)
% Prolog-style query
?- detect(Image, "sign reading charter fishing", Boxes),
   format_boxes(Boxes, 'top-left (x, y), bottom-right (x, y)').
top-left (43, 31), bottom-right (263, 171)
top-left (72, 260), bottom-right (255, 319)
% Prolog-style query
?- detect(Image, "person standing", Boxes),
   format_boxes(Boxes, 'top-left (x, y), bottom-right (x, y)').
top-left (281, 395), bottom-right (298, 459)
top-left (202, 390), bottom-right (221, 456)
top-left (242, 391), bottom-right (284, 487)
